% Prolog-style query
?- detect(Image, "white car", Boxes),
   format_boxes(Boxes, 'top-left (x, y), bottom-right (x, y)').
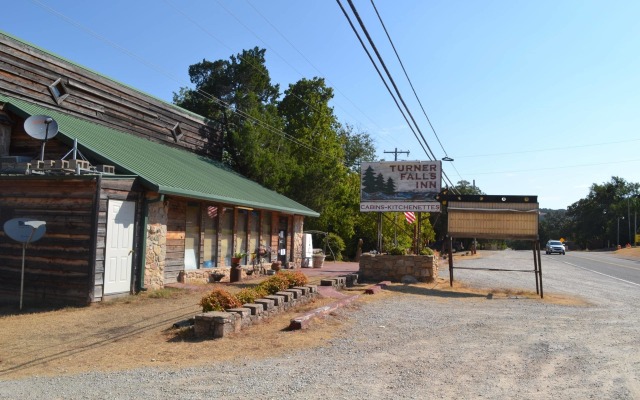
top-left (545, 240), bottom-right (565, 255)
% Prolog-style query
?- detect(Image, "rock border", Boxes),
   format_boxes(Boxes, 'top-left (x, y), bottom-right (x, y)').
top-left (194, 285), bottom-right (318, 339)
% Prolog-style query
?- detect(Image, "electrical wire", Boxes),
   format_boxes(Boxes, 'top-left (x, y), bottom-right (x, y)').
top-left (30, 0), bottom-right (338, 163)
top-left (369, 0), bottom-right (449, 159)
top-left (338, 0), bottom-right (459, 192)
top-left (335, 0), bottom-right (432, 161)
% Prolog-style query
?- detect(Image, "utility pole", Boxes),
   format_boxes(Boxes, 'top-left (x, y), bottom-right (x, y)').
top-left (384, 148), bottom-right (410, 161)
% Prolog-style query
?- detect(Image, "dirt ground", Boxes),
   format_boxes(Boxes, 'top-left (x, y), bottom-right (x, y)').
top-left (1, 248), bottom-right (637, 380)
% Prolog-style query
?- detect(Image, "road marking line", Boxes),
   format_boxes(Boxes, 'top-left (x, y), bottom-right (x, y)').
top-left (566, 253), bottom-right (640, 271)
top-left (561, 260), bottom-right (640, 287)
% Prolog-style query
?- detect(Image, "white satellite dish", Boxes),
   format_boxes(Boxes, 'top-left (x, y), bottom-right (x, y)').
top-left (24, 115), bottom-right (59, 161)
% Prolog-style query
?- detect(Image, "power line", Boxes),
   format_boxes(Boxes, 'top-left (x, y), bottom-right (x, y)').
top-left (335, 0), bottom-right (432, 161)
top-left (30, 0), bottom-right (340, 164)
top-left (369, 0), bottom-right (450, 160)
top-left (455, 137), bottom-right (640, 158)
top-left (465, 157), bottom-right (640, 176)
top-left (338, 0), bottom-right (459, 191)
top-left (244, 0), bottom-right (385, 133)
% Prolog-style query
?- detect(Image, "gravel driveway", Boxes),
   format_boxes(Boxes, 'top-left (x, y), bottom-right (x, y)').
top-left (2, 250), bottom-right (639, 399)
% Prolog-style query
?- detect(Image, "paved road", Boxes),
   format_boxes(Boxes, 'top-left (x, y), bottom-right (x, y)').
top-left (556, 251), bottom-right (640, 287)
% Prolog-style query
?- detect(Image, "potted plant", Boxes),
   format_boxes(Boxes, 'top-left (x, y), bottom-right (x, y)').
top-left (231, 252), bottom-right (246, 266)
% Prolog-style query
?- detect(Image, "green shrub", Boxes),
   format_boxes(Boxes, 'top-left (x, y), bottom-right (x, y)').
top-left (234, 287), bottom-right (267, 305)
top-left (199, 288), bottom-right (242, 312)
top-left (257, 274), bottom-right (291, 295)
top-left (279, 270), bottom-right (309, 287)
top-left (323, 233), bottom-right (345, 261)
top-left (388, 246), bottom-right (406, 255)
top-left (419, 247), bottom-right (434, 256)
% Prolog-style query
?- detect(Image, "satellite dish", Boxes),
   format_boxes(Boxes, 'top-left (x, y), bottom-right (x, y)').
top-left (3, 218), bottom-right (46, 310)
top-left (24, 115), bottom-right (59, 141)
top-left (3, 218), bottom-right (46, 244)
top-left (24, 115), bottom-right (58, 161)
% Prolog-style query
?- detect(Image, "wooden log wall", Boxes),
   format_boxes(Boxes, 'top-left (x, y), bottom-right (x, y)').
top-left (95, 177), bottom-right (142, 301)
top-left (165, 199), bottom-right (186, 284)
top-left (0, 32), bottom-right (223, 160)
top-left (3, 108), bottom-right (71, 160)
top-left (0, 176), bottom-right (98, 306)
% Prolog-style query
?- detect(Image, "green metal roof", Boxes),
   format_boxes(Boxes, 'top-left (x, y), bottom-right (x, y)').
top-left (1, 94), bottom-right (319, 217)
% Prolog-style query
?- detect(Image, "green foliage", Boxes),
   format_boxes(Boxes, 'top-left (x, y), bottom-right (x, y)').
top-left (388, 246), bottom-right (406, 255)
top-left (199, 288), bottom-right (242, 312)
top-left (278, 270), bottom-right (309, 287)
top-left (419, 247), bottom-right (434, 256)
top-left (566, 176), bottom-right (640, 249)
top-left (234, 287), bottom-right (267, 305)
top-left (257, 274), bottom-right (291, 295)
top-left (339, 123), bottom-right (376, 173)
top-left (323, 232), bottom-right (345, 261)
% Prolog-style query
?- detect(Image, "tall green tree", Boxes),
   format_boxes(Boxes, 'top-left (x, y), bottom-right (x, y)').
top-left (173, 47), bottom-right (294, 189)
top-left (566, 176), bottom-right (639, 248)
top-left (277, 77), bottom-right (347, 213)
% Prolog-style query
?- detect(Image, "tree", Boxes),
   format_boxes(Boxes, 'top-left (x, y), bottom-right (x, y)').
top-left (566, 176), bottom-right (639, 249)
top-left (173, 47), bottom-right (295, 189)
top-left (277, 77), bottom-right (347, 213)
top-left (452, 180), bottom-right (484, 195)
top-left (338, 123), bottom-right (376, 173)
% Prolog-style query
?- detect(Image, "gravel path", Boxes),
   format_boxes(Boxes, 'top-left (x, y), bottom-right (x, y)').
top-left (2, 250), bottom-right (639, 399)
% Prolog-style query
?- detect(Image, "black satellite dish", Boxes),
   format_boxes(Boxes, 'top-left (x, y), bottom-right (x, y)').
top-left (24, 115), bottom-right (59, 161)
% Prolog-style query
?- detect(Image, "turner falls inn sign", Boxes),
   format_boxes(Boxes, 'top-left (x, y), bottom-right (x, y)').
top-left (360, 161), bottom-right (442, 213)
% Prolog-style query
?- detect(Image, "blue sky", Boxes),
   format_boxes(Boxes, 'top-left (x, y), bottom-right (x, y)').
top-left (3, 0), bottom-right (639, 210)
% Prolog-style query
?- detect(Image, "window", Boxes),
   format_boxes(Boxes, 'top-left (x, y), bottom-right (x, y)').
top-left (203, 205), bottom-right (218, 267)
top-left (170, 122), bottom-right (183, 143)
top-left (48, 78), bottom-right (69, 105)
top-left (236, 209), bottom-right (249, 264)
top-left (220, 207), bottom-right (233, 266)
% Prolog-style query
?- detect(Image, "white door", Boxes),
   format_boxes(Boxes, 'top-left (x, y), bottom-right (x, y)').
top-left (104, 200), bottom-right (135, 294)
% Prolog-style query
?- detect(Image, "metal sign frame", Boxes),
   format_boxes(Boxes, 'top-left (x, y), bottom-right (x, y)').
top-left (436, 192), bottom-right (543, 298)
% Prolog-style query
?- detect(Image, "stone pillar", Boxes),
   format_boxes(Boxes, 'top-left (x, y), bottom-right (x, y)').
top-left (145, 198), bottom-right (168, 289)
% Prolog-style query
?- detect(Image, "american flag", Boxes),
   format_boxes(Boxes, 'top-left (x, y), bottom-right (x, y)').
top-left (207, 206), bottom-right (218, 218)
top-left (404, 211), bottom-right (416, 224)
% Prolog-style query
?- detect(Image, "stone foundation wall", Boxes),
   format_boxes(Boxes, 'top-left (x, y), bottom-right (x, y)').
top-left (358, 254), bottom-right (438, 283)
top-left (178, 268), bottom-right (244, 284)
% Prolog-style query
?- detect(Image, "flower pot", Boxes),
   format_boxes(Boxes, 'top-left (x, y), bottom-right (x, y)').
top-left (209, 274), bottom-right (224, 283)
top-left (271, 261), bottom-right (281, 272)
top-left (312, 254), bottom-right (325, 269)
top-left (231, 257), bottom-right (242, 266)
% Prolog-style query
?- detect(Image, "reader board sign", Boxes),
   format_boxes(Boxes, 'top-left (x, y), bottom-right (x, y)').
top-left (360, 161), bottom-right (441, 213)
top-left (447, 200), bottom-right (539, 239)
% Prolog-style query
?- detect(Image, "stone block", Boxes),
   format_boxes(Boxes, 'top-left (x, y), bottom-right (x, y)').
top-left (284, 288), bottom-right (302, 300)
top-left (254, 298), bottom-right (274, 311)
top-left (243, 304), bottom-right (264, 316)
top-left (275, 291), bottom-right (293, 302)
top-left (346, 273), bottom-right (358, 287)
top-left (293, 286), bottom-right (309, 296)
top-left (320, 279), bottom-right (337, 287)
top-left (226, 307), bottom-right (252, 328)
top-left (305, 285), bottom-right (318, 294)
top-left (265, 294), bottom-right (285, 307)
top-left (194, 311), bottom-right (238, 339)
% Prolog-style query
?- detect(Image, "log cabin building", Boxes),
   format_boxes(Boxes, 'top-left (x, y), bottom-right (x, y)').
top-left (0, 31), bottom-right (318, 306)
